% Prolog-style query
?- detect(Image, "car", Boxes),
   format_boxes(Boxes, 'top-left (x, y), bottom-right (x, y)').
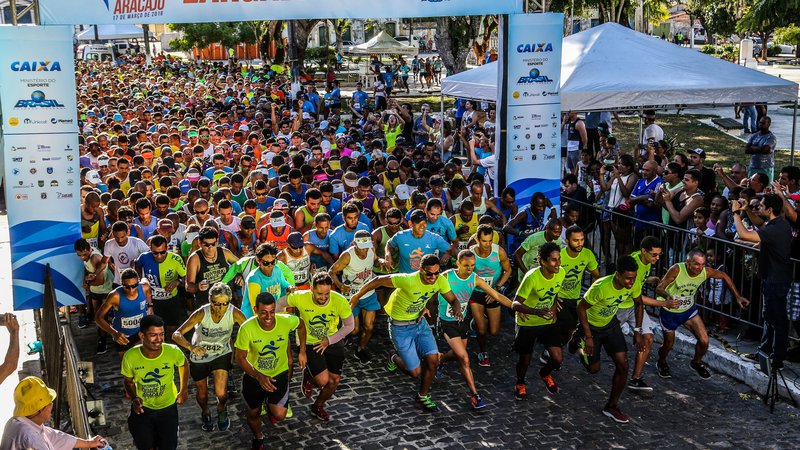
top-left (394, 36), bottom-right (421, 48)
top-left (332, 40), bottom-right (355, 48)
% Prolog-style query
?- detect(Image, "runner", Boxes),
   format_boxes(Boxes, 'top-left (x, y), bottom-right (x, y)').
top-left (513, 242), bottom-right (566, 400)
top-left (329, 230), bottom-right (386, 362)
top-left (281, 272), bottom-right (354, 421)
top-left (135, 235), bottom-right (187, 339)
top-left (101, 221), bottom-right (150, 286)
top-left (243, 243), bottom-right (295, 318)
top-left (235, 292), bottom-right (301, 450)
top-left (350, 254), bottom-right (463, 411)
top-left (329, 202), bottom-right (371, 259)
top-left (469, 224), bottom-right (512, 367)
top-left (277, 232), bottom-right (312, 289)
top-left (572, 256), bottom-right (638, 423)
top-left (655, 249), bottom-right (749, 380)
top-left (185, 226), bottom-right (239, 307)
top-left (303, 213), bottom-right (335, 271)
top-left (95, 268), bottom-right (153, 359)
top-left (172, 283), bottom-right (246, 432)
top-left (75, 238), bottom-right (114, 354)
top-left (385, 209), bottom-right (451, 274)
top-left (122, 315), bottom-right (188, 450)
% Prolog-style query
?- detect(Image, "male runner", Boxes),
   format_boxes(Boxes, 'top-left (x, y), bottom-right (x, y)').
top-left (350, 254), bottom-right (463, 411)
top-left (75, 238), bottom-right (114, 354)
top-left (186, 226), bottom-right (238, 307)
top-left (173, 283), bottom-right (246, 432)
top-left (95, 268), bottom-right (153, 358)
top-left (655, 249), bottom-right (749, 379)
top-left (135, 235), bottom-right (186, 339)
top-left (282, 272), bottom-right (354, 421)
top-left (243, 243), bottom-right (295, 318)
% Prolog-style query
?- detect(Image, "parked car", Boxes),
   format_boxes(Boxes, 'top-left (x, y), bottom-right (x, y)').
top-left (394, 36), bottom-right (421, 48)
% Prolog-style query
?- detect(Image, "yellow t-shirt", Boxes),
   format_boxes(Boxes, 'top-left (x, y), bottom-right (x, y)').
top-left (385, 272), bottom-right (452, 321)
top-left (515, 267), bottom-right (565, 327)
top-left (234, 314), bottom-right (300, 377)
top-left (121, 344), bottom-right (185, 410)
top-left (287, 290), bottom-right (352, 344)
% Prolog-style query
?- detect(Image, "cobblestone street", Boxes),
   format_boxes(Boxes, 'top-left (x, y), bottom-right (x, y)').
top-left (73, 314), bottom-right (799, 450)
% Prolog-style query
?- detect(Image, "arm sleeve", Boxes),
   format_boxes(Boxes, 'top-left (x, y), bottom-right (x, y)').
top-left (220, 261), bottom-right (243, 284)
top-left (326, 315), bottom-right (354, 345)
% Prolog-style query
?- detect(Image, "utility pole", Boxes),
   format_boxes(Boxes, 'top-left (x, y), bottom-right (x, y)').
top-left (143, 24), bottom-right (151, 65)
top-left (287, 20), bottom-right (300, 95)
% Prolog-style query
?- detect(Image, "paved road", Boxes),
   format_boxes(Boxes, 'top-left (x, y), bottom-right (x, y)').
top-left (72, 312), bottom-right (798, 450)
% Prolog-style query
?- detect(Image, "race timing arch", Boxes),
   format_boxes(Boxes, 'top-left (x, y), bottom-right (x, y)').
top-left (0, 0), bottom-right (562, 309)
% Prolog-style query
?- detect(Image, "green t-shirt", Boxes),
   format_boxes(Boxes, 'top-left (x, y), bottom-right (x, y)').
top-left (519, 231), bottom-right (549, 281)
top-left (385, 272), bottom-right (452, 321)
top-left (234, 314), bottom-right (300, 377)
top-left (580, 275), bottom-right (634, 328)
top-left (121, 344), bottom-right (186, 410)
top-left (658, 263), bottom-right (707, 313)
top-left (559, 247), bottom-right (598, 300)
top-left (628, 250), bottom-right (651, 307)
top-left (515, 267), bottom-right (565, 327)
top-left (287, 290), bottom-right (352, 344)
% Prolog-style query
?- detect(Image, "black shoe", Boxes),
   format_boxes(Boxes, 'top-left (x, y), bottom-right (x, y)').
top-left (96, 340), bottom-right (108, 355)
top-left (657, 360), bottom-right (672, 379)
top-left (354, 349), bottom-right (371, 363)
top-left (627, 378), bottom-right (653, 392)
top-left (252, 438), bottom-right (265, 450)
top-left (690, 361), bottom-right (711, 379)
top-left (201, 413), bottom-right (214, 432)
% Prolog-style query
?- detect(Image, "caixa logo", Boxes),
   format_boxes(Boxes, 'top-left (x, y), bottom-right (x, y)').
top-left (518, 68), bottom-right (553, 84)
top-left (11, 61), bottom-right (61, 71)
top-left (516, 43), bottom-right (553, 53)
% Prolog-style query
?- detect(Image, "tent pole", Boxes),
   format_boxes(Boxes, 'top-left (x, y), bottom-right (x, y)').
top-left (440, 94), bottom-right (445, 159)
top-left (792, 100), bottom-right (798, 166)
top-left (639, 108), bottom-right (644, 144)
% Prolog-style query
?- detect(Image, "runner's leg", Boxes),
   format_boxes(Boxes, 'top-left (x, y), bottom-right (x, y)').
top-left (683, 315), bottom-right (709, 363)
top-left (445, 335), bottom-right (478, 395)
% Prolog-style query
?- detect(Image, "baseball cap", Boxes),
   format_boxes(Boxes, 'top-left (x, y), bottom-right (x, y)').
top-left (85, 170), bottom-right (102, 185)
top-left (272, 198), bottom-right (289, 210)
top-left (14, 376), bottom-right (57, 417)
top-left (269, 210), bottom-right (286, 227)
top-left (97, 154), bottom-right (110, 167)
top-left (178, 179), bottom-right (191, 193)
top-left (241, 215), bottom-right (256, 229)
top-left (318, 120), bottom-right (330, 130)
top-left (409, 209), bottom-right (427, 224)
top-left (688, 148), bottom-right (706, 157)
top-left (343, 172), bottom-right (359, 188)
top-left (157, 219), bottom-right (175, 232)
top-left (287, 232), bottom-right (304, 249)
top-left (354, 230), bottom-right (373, 249)
top-left (395, 184), bottom-right (411, 201)
top-left (186, 168), bottom-right (201, 182)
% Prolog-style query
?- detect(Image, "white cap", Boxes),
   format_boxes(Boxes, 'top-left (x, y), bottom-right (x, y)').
top-left (269, 214), bottom-right (286, 228)
top-left (86, 170), bottom-right (102, 185)
top-left (395, 184), bottom-right (411, 200)
top-left (264, 152), bottom-right (276, 165)
top-left (321, 140), bottom-right (332, 152)
top-left (354, 236), bottom-right (373, 249)
top-left (319, 120), bottom-right (330, 130)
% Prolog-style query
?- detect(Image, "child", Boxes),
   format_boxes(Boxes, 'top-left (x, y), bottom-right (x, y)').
top-left (688, 207), bottom-right (715, 250)
top-left (701, 247), bottom-right (732, 332)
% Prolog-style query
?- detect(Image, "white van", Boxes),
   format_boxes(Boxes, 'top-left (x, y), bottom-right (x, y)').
top-left (77, 44), bottom-right (115, 62)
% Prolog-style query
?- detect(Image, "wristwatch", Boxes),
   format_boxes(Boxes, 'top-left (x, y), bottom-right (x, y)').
top-left (633, 327), bottom-right (643, 333)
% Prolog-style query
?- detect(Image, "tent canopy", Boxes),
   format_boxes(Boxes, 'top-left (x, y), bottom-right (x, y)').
top-left (441, 23), bottom-right (798, 110)
top-left (76, 24), bottom-right (153, 41)
top-left (349, 31), bottom-right (418, 56)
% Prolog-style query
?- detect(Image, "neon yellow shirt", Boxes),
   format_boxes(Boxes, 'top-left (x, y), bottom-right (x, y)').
top-left (234, 314), bottom-right (300, 377)
top-left (516, 267), bottom-right (565, 327)
top-left (386, 272), bottom-right (452, 321)
top-left (628, 250), bottom-right (651, 307)
top-left (559, 247), bottom-right (598, 300)
top-left (580, 275), bottom-right (633, 328)
top-left (519, 231), bottom-right (551, 281)
top-left (287, 290), bottom-right (352, 344)
top-left (121, 344), bottom-right (185, 410)
top-left (658, 263), bottom-right (707, 313)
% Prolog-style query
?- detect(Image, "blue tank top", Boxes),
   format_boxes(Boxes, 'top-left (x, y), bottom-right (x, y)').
top-left (111, 285), bottom-right (148, 337)
top-left (135, 216), bottom-right (158, 240)
top-left (438, 270), bottom-right (475, 322)
top-left (473, 244), bottom-right (502, 292)
top-left (288, 184), bottom-right (308, 207)
top-left (304, 229), bottom-right (331, 269)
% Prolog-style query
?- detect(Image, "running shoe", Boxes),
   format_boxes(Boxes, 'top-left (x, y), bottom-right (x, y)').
top-left (228, 378), bottom-right (237, 394)
top-left (690, 361), bottom-right (711, 379)
top-left (602, 405), bottom-right (630, 424)
top-left (201, 413), bottom-right (214, 432)
top-left (627, 378), bottom-right (653, 392)
top-left (96, 340), bottom-right (108, 355)
top-left (386, 351), bottom-right (398, 373)
top-left (477, 352), bottom-right (491, 367)
top-left (416, 394), bottom-right (439, 412)
top-left (354, 349), bottom-right (371, 364)
top-left (469, 319), bottom-right (477, 338)
top-left (656, 360), bottom-right (672, 379)
top-left (470, 393), bottom-right (487, 410)
top-left (78, 315), bottom-right (89, 329)
top-left (741, 352), bottom-right (759, 363)
top-left (302, 368), bottom-right (314, 399)
top-left (311, 404), bottom-right (330, 421)
top-left (252, 438), bottom-right (265, 450)
top-left (217, 410), bottom-right (230, 431)
top-left (514, 383), bottom-right (528, 401)
top-left (539, 349), bottom-right (550, 365)
top-left (540, 374), bottom-right (559, 395)
top-left (286, 403), bottom-right (293, 419)
top-left (344, 334), bottom-right (356, 347)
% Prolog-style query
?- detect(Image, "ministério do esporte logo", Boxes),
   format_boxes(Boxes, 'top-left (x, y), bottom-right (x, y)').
top-left (14, 90), bottom-right (65, 108)
top-left (517, 68), bottom-right (553, 84)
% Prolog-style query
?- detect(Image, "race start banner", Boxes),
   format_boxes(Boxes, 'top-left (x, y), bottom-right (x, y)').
top-left (0, 25), bottom-right (84, 310)
top-left (40, 0), bottom-right (523, 24)
top-left (499, 13), bottom-right (563, 207)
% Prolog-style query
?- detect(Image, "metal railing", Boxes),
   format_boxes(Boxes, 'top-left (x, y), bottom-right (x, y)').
top-left (562, 197), bottom-right (800, 332)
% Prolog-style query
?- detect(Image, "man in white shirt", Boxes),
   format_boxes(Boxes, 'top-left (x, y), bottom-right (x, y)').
top-left (642, 110), bottom-right (664, 145)
top-left (102, 221), bottom-right (150, 285)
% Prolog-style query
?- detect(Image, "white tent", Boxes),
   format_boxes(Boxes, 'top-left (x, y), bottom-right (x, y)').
top-left (441, 23), bottom-right (798, 110)
top-left (76, 24), bottom-right (153, 41)
top-left (349, 31), bottom-right (418, 56)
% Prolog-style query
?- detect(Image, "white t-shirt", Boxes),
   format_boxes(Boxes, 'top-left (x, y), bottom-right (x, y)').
top-left (103, 236), bottom-right (150, 284)
top-left (216, 216), bottom-right (241, 234)
top-left (0, 416), bottom-right (77, 450)
top-left (643, 124), bottom-right (664, 145)
top-left (373, 81), bottom-right (386, 98)
top-left (479, 154), bottom-right (497, 183)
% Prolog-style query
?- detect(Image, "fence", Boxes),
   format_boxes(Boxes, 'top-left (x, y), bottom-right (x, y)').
top-left (37, 264), bottom-right (92, 438)
top-left (562, 197), bottom-right (800, 333)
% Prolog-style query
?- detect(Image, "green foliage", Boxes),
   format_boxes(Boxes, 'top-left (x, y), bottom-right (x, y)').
top-left (767, 45), bottom-right (783, 56)
top-left (775, 24), bottom-right (800, 46)
top-left (700, 44), bottom-right (717, 54)
top-left (168, 23), bottom-right (249, 52)
top-left (304, 46), bottom-right (336, 70)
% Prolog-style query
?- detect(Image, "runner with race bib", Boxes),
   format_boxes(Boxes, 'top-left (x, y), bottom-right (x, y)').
top-left (95, 268), bottom-right (153, 358)
top-left (135, 235), bottom-right (187, 338)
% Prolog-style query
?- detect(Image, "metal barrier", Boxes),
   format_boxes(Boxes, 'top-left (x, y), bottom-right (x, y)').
top-left (562, 196), bottom-right (800, 332)
top-left (37, 264), bottom-right (92, 438)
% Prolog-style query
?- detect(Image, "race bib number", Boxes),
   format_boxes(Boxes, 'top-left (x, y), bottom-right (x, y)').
top-left (458, 241), bottom-right (470, 251)
top-left (121, 314), bottom-right (143, 330)
top-left (480, 276), bottom-right (494, 287)
top-left (675, 295), bottom-right (695, 310)
top-left (152, 287), bottom-right (172, 300)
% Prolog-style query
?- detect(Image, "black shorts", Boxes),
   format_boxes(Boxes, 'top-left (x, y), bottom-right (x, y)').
top-left (305, 342), bottom-right (345, 377)
top-left (189, 353), bottom-right (232, 381)
top-left (577, 319), bottom-right (627, 366)
top-left (89, 292), bottom-right (109, 303)
top-left (385, 86), bottom-right (393, 96)
top-left (512, 324), bottom-right (560, 355)
top-left (128, 403), bottom-right (179, 450)
top-left (556, 298), bottom-right (580, 336)
top-left (115, 332), bottom-right (141, 353)
top-left (469, 290), bottom-right (500, 309)
top-left (440, 319), bottom-right (469, 340)
top-left (152, 297), bottom-right (185, 326)
top-left (242, 372), bottom-right (289, 410)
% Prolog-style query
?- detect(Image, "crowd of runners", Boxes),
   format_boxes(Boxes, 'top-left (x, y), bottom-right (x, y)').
top-left (66, 53), bottom-right (798, 450)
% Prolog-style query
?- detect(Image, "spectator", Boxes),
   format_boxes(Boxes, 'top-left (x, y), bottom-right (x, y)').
top-left (745, 116), bottom-right (777, 181)
top-left (629, 160), bottom-right (663, 245)
top-left (0, 313), bottom-right (19, 386)
top-left (686, 148), bottom-right (716, 195)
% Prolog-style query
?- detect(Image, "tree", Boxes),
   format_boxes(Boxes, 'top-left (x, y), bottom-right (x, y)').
top-left (328, 19), bottom-right (351, 53)
top-left (434, 16), bottom-right (482, 75)
top-left (775, 24), bottom-right (800, 57)
top-left (168, 22), bottom-right (246, 54)
top-left (287, 19), bottom-right (320, 70)
top-left (736, 0), bottom-right (794, 58)
top-left (471, 16), bottom-right (498, 65)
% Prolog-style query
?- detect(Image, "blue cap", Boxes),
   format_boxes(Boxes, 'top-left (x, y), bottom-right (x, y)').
top-left (113, 113), bottom-right (123, 122)
top-left (178, 179), bottom-right (191, 194)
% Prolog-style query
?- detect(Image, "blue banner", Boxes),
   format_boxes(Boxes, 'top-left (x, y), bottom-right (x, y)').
top-left (0, 26), bottom-right (83, 310)
top-left (40, 0), bottom-right (523, 25)
top-left (501, 13), bottom-right (563, 207)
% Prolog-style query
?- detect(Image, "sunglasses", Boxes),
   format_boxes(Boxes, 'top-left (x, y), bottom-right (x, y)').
top-left (255, 192), bottom-right (268, 197)
top-left (211, 301), bottom-right (230, 307)
top-left (387, 220), bottom-right (402, 226)
top-left (196, 210), bottom-right (209, 215)
top-left (423, 269), bottom-right (440, 277)
top-left (152, 250), bottom-right (167, 255)
top-left (122, 283), bottom-right (138, 290)
top-left (201, 240), bottom-right (217, 247)
top-left (260, 259), bottom-right (276, 267)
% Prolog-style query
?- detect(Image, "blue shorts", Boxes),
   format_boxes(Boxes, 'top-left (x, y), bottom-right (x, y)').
top-left (660, 305), bottom-right (698, 332)
top-left (388, 318), bottom-right (439, 372)
top-left (353, 293), bottom-right (380, 317)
